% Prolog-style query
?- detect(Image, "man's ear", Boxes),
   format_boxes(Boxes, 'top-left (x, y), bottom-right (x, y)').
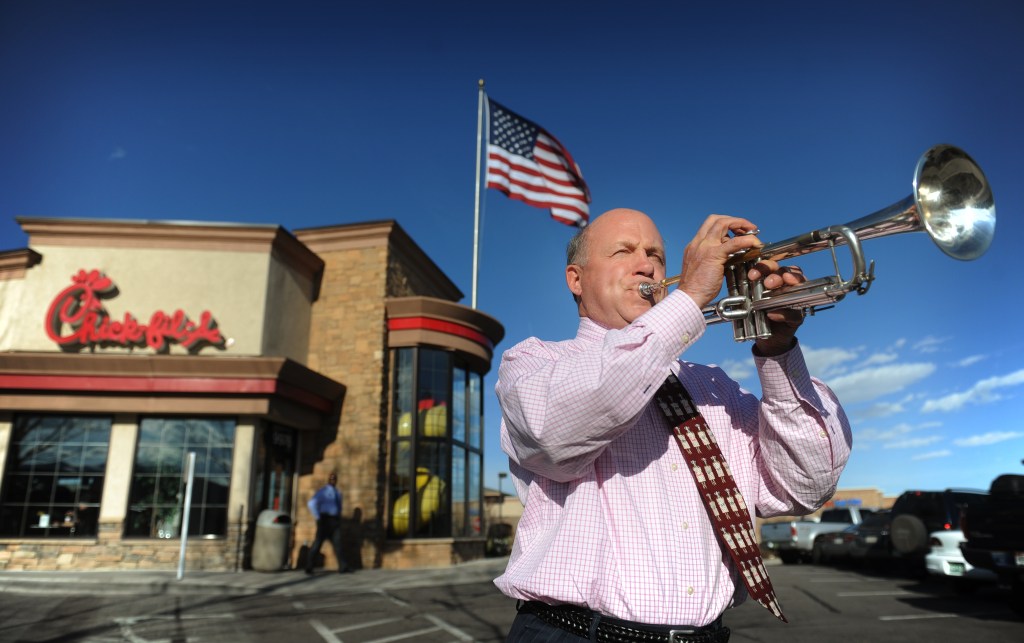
top-left (566, 265), bottom-right (583, 298)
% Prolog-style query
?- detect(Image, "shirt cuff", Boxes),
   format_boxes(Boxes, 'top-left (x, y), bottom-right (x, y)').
top-left (640, 289), bottom-right (707, 356)
top-left (753, 340), bottom-right (818, 404)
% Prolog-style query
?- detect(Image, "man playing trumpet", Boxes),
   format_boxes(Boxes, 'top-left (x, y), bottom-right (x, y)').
top-left (495, 208), bottom-right (852, 642)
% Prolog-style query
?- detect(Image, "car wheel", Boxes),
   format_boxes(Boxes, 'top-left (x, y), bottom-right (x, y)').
top-left (812, 541), bottom-right (826, 565)
top-left (779, 551), bottom-right (800, 565)
top-left (890, 514), bottom-right (928, 555)
top-left (1010, 578), bottom-right (1024, 619)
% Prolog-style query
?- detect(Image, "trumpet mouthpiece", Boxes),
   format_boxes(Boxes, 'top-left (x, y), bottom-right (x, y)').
top-left (639, 282), bottom-right (659, 298)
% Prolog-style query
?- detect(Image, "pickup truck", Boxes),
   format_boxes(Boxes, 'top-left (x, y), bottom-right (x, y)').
top-left (960, 473), bottom-right (1024, 615)
top-left (761, 506), bottom-right (875, 564)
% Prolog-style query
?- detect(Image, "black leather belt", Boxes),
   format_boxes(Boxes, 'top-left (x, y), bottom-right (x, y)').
top-left (519, 601), bottom-right (731, 643)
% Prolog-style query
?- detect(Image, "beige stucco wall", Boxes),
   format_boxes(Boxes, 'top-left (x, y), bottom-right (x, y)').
top-left (0, 244), bottom-right (315, 360)
top-left (229, 419), bottom-right (256, 524)
top-left (99, 416), bottom-right (139, 525)
top-left (261, 254), bottom-right (315, 359)
top-left (0, 278), bottom-right (29, 352)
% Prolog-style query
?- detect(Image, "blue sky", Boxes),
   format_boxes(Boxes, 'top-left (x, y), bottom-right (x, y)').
top-left (2, 1), bottom-right (1022, 501)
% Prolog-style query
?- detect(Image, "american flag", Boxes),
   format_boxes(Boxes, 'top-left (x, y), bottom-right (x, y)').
top-left (486, 99), bottom-right (591, 227)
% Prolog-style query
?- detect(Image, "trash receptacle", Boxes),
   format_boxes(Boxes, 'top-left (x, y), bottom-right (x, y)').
top-left (252, 510), bottom-right (292, 572)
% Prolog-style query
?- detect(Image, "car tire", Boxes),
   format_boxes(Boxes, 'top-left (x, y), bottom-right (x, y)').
top-left (1011, 578), bottom-right (1024, 618)
top-left (890, 514), bottom-right (929, 555)
top-left (812, 541), bottom-right (826, 565)
top-left (779, 551), bottom-right (800, 565)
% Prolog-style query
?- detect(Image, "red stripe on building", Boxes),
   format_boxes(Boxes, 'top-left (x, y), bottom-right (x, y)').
top-left (387, 317), bottom-right (493, 351)
top-left (0, 375), bottom-right (334, 413)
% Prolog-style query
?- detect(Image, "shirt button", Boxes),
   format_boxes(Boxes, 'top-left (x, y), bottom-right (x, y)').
top-left (682, 521), bottom-right (689, 530)
top-left (687, 586), bottom-right (695, 596)
top-left (682, 333), bottom-right (690, 344)
top-left (671, 463), bottom-right (678, 471)
top-left (819, 430), bottom-right (827, 438)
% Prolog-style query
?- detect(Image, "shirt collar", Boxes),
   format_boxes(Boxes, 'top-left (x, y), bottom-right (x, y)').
top-left (576, 316), bottom-right (610, 343)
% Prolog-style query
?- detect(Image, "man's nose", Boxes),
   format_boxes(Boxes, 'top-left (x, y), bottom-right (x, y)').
top-left (633, 251), bottom-right (656, 276)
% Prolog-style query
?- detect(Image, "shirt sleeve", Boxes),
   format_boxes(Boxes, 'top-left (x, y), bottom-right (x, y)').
top-left (496, 291), bottom-right (707, 482)
top-left (307, 492), bottom-right (320, 521)
top-left (751, 344), bottom-right (853, 517)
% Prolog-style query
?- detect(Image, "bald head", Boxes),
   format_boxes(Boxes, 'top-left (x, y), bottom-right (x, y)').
top-left (565, 209), bottom-right (666, 329)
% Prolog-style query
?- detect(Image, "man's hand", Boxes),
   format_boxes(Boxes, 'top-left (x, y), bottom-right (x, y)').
top-left (677, 215), bottom-right (762, 309)
top-left (749, 261), bottom-right (806, 356)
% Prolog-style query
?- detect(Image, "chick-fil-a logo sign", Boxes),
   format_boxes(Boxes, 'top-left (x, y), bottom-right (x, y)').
top-left (45, 269), bottom-right (225, 353)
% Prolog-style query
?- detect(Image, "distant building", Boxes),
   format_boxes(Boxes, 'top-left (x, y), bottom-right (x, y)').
top-left (0, 217), bottom-right (504, 571)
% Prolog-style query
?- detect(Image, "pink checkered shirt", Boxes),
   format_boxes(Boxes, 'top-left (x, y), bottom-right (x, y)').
top-left (494, 290), bottom-right (852, 627)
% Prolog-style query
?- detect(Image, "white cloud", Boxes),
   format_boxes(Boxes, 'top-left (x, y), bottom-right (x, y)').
top-left (801, 345), bottom-right (859, 379)
top-left (861, 352), bottom-right (898, 367)
top-left (826, 362), bottom-right (936, 405)
top-left (956, 354), bottom-right (986, 367)
top-left (912, 450), bottom-right (952, 461)
top-left (952, 431), bottom-right (1024, 447)
top-left (855, 421), bottom-right (936, 442)
top-left (913, 336), bottom-right (949, 354)
top-left (883, 436), bottom-right (942, 449)
top-left (719, 358), bottom-right (754, 381)
top-left (856, 400), bottom-right (906, 419)
top-left (921, 369), bottom-right (1024, 413)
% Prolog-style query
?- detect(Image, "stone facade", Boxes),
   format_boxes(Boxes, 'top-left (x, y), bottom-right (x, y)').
top-left (0, 521), bottom-right (244, 571)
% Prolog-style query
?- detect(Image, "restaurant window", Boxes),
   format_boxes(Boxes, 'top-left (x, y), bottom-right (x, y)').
top-left (124, 418), bottom-right (235, 539)
top-left (0, 414), bottom-right (111, 538)
top-left (388, 348), bottom-right (484, 539)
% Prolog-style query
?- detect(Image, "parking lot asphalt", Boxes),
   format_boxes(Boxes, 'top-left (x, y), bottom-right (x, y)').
top-left (0, 556), bottom-right (512, 597)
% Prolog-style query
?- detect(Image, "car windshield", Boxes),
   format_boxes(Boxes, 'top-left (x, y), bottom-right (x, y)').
top-left (858, 512), bottom-right (890, 530)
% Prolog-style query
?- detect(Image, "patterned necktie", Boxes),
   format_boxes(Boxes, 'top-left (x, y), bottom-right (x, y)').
top-left (654, 372), bottom-right (787, 623)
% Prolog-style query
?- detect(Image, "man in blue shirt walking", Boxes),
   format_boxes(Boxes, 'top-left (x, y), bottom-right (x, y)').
top-left (305, 472), bottom-right (351, 574)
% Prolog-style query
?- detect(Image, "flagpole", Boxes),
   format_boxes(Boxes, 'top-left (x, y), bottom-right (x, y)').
top-left (472, 78), bottom-right (485, 309)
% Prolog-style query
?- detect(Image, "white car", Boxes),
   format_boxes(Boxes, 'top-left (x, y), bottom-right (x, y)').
top-left (925, 529), bottom-right (996, 592)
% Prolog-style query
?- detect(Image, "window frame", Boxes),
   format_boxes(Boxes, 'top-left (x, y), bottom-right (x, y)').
top-left (388, 347), bottom-right (485, 540)
top-left (123, 416), bottom-right (236, 540)
top-left (0, 414), bottom-right (112, 538)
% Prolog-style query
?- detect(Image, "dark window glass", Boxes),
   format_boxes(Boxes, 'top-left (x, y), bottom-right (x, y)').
top-left (0, 415), bottom-right (111, 538)
top-left (387, 347), bottom-right (485, 540)
top-left (124, 418), bottom-right (235, 539)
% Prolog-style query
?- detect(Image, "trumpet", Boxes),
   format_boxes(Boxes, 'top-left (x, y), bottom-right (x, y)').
top-left (640, 144), bottom-right (996, 342)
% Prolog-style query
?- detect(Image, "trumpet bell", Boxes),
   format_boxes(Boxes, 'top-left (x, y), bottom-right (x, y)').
top-left (914, 144), bottom-right (995, 261)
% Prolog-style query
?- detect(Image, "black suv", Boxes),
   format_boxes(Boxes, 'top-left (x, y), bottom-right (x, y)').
top-left (888, 489), bottom-right (988, 564)
top-left (961, 473), bottom-right (1024, 615)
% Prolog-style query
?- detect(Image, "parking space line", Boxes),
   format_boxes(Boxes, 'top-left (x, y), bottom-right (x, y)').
top-left (423, 614), bottom-right (475, 641)
top-left (365, 624), bottom-right (445, 642)
top-left (837, 591), bottom-right (914, 597)
top-left (332, 617), bottom-right (403, 632)
top-left (376, 588), bottom-right (409, 607)
top-left (310, 614), bottom-right (475, 643)
top-left (879, 613), bottom-right (960, 621)
top-left (310, 619), bottom-right (342, 643)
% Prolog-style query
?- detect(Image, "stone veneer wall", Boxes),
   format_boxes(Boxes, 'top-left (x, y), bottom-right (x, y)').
top-left (0, 521), bottom-right (245, 571)
top-left (294, 242), bottom-right (390, 571)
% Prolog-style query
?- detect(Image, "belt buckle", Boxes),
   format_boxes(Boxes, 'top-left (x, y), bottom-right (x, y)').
top-left (668, 628), bottom-right (697, 642)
